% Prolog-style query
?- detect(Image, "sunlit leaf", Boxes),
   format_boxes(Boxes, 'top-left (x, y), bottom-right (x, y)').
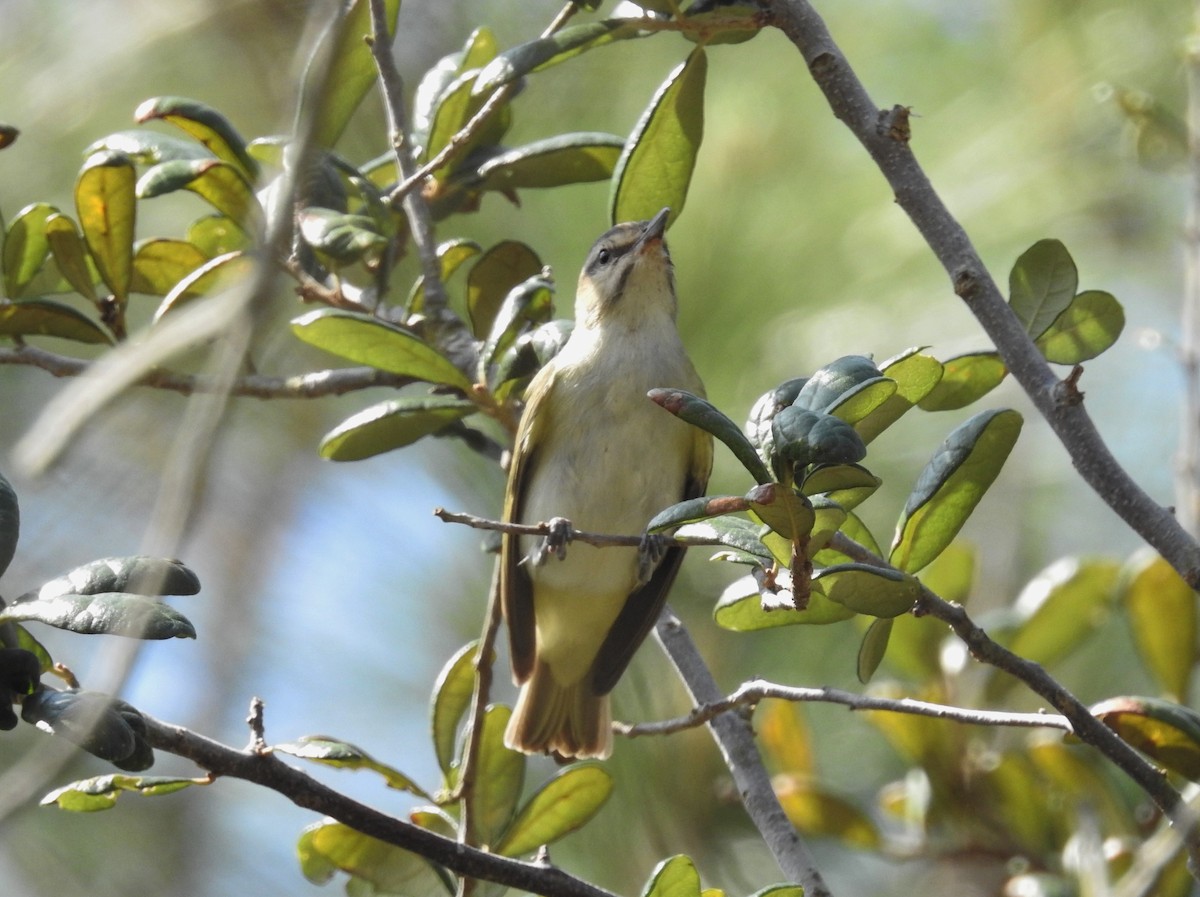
top-left (86, 129), bottom-right (214, 165)
top-left (858, 617), bottom-right (893, 683)
top-left (826, 377), bottom-right (896, 428)
top-left (678, 515), bottom-right (772, 562)
top-left (642, 855), bottom-right (701, 897)
top-left (479, 273), bottom-right (554, 377)
top-left (917, 351), bottom-right (1007, 412)
top-left (154, 251), bottom-right (253, 321)
top-left (815, 564), bottom-right (919, 618)
top-left (774, 774), bottom-right (879, 847)
top-left (187, 214), bottom-right (249, 258)
top-left (647, 494), bottom-right (753, 532)
top-left (135, 96), bottom-right (258, 180)
top-left (1091, 696), bottom-right (1200, 780)
top-left (297, 208), bottom-right (386, 267)
top-left (44, 213), bottom-right (99, 301)
top-left (795, 356), bottom-right (883, 412)
top-left (611, 48), bottom-right (707, 225)
top-left (75, 150), bottom-right (137, 303)
top-left (42, 774), bottom-right (207, 812)
top-left (747, 483), bottom-right (815, 542)
top-left (496, 763), bottom-right (613, 856)
top-left (409, 238), bottom-right (481, 314)
top-left (130, 238), bottom-right (208, 296)
top-left (856, 349), bottom-right (944, 442)
top-left (137, 159), bottom-right (258, 227)
top-left (800, 463), bottom-right (880, 510)
top-left (320, 396), bottom-right (476, 461)
top-left (19, 556), bottom-right (200, 602)
top-left (475, 133), bottom-right (626, 192)
top-left (0, 300), bottom-right (110, 345)
top-left (0, 592), bottom-right (194, 639)
top-left (1034, 290), bottom-right (1125, 365)
top-left (273, 735), bottom-right (431, 799)
top-left (3, 202), bottom-right (58, 298)
top-left (474, 20), bottom-right (639, 94)
top-left (1009, 239), bottom-right (1077, 340)
top-left (467, 241), bottom-right (543, 339)
top-left (1006, 556), bottom-right (1120, 672)
top-left (467, 704), bottom-right (525, 848)
top-left (890, 409), bottom-right (1022, 573)
top-left (296, 820), bottom-right (450, 894)
top-left (1121, 549), bottom-right (1196, 702)
top-left (649, 389), bottom-right (771, 485)
top-left (714, 573), bottom-right (853, 630)
top-left (291, 308), bottom-right (472, 391)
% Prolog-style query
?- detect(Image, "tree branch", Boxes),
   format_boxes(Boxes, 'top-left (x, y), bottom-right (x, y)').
top-left (766, 0), bottom-right (1200, 588)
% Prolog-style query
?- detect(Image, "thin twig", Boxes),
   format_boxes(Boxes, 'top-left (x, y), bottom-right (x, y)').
top-left (618, 679), bottom-right (1073, 739)
top-left (432, 506), bottom-right (720, 549)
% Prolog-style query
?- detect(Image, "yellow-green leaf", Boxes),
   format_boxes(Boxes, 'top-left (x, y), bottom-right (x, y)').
top-left (319, 397), bottom-right (476, 461)
top-left (136, 159), bottom-right (258, 228)
top-left (273, 735), bottom-right (431, 799)
top-left (495, 763), bottom-right (613, 857)
top-left (476, 133), bottom-right (625, 192)
top-left (75, 151), bottom-right (137, 303)
top-left (467, 241), bottom-right (543, 339)
top-left (431, 641), bottom-right (480, 777)
top-left (467, 704), bottom-right (525, 848)
top-left (45, 213), bottom-right (99, 301)
top-left (0, 299), bottom-right (111, 345)
top-left (642, 855), bottom-right (702, 897)
top-left (3, 202), bottom-right (57, 298)
top-left (134, 96), bottom-right (258, 180)
top-left (917, 351), bottom-right (1007, 412)
top-left (858, 617), bottom-right (893, 683)
top-left (296, 820), bottom-right (448, 894)
top-left (774, 774), bottom-right (880, 848)
top-left (1121, 549), bottom-right (1195, 702)
top-left (41, 774), bottom-right (207, 812)
top-left (816, 564), bottom-right (920, 618)
top-left (1034, 289), bottom-right (1125, 365)
top-left (1091, 696), bottom-right (1200, 781)
top-left (714, 574), bottom-right (854, 630)
top-left (130, 238), bottom-right (208, 296)
top-left (153, 251), bottom-right (253, 322)
top-left (757, 699), bottom-right (815, 776)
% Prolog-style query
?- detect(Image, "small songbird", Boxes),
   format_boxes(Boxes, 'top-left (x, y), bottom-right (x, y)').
top-left (500, 208), bottom-right (713, 760)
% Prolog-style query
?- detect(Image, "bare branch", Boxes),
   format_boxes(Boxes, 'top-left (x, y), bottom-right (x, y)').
top-left (432, 507), bottom-right (722, 549)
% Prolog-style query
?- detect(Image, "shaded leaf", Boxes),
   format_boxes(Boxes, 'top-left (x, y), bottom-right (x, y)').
top-left (1091, 696), bottom-right (1200, 780)
top-left (611, 48), bottom-right (707, 225)
top-left (889, 409), bottom-right (1022, 573)
top-left (431, 641), bottom-right (481, 777)
top-left (1034, 289), bottom-right (1125, 364)
top-left (467, 241), bottom-right (543, 339)
top-left (747, 483), bottom-right (815, 542)
top-left (297, 820), bottom-right (450, 894)
top-left (917, 351), bottom-right (1007, 412)
top-left (19, 556), bottom-right (200, 602)
top-left (298, 208), bottom-right (386, 266)
top-left (649, 389), bottom-right (772, 484)
top-left (409, 238), bottom-right (481, 314)
top-left (1112, 86), bottom-right (1190, 174)
top-left (467, 704), bottom-right (525, 847)
top-left (475, 133), bottom-right (625, 192)
top-left (800, 463), bottom-right (880, 510)
top-left (293, 308), bottom-right (472, 391)
top-left (75, 151), bottom-right (137, 303)
top-left (794, 355), bottom-right (884, 412)
top-left (274, 735), bottom-right (431, 798)
top-left (134, 96), bottom-right (258, 180)
top-left (815, 564), bottom-right (919, 618)
top-left (1121, 549), bottom-right (1196, 702)
top-left (479, 272), bottom-right (554, 377)
top-left (0, 593), bottom-right (195, 639)
top-left (647, 494), bottom-right (753, 533)
top-left (474, 20), bottom-right (639, 94)
top-left (154, 251), bottom-right (253, 321)
top-left (678, 515), bottom-right (771, 561)
top-left (642, 855), bottom-right (701, 897)
top-left (858, 617), bottom-right (893, 683)
top-left (1009, 239), bottom-right (1077, 339)
top-left (0, 300), bottom-right (110, 345)
top-left (0, 471), bottom-right (19, 581)
top-left (772, 407), bottom-right (867, 470)
top-left (45, 213), bottom-right (99, 301)
top-left (42, 774), bottom-right (206, 812)
top-left (496, 763), bottom-right (613, 856)
top-left (3, 202), bottom-right (56, 298)
top-left (137, 159), bottom-right (257, 227)
top-left (130, 239), bottom-right (209, 296)
top-left (320, 396), bottom-right (476, 461)
top-left (757, 699), bottom-right (815, 776)
top-left (13, 625), bottom-right (53, 675)
top-left (22, 689), bottom-right (139, 761)
top-left (774, 774), bottom-right (879, 847)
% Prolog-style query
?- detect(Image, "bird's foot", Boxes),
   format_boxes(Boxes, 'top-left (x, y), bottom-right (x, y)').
top-left (529, 516), bottom-right (573, 566)
top-left (636, 533), bottom-right (672, 587)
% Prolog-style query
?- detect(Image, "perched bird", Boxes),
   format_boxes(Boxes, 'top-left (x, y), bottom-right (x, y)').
top-left (500, 208), bottom-right (713, 760)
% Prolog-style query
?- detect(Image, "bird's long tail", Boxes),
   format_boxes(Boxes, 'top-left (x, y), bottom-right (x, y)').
top-left (504, 659), bottom-right (612, 760)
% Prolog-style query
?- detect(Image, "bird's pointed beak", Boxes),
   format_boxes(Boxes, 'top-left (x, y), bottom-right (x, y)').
top-left (636, 208), bottom-right (671, 252)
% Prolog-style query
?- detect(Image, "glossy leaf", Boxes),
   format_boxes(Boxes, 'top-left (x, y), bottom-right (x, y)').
top-left (1121, 549), bottom-right (1196, 701)
top-left (42, 774), bottom-right (206, 812)
top-left (815, 564), bottom-right (920, 618)
top-left (647, 494), bottom-right (753, 532)
top-left (800, 463), bottom-right (880, 510)
top-left (19, 556), bottom-right (200, 603)
top-left (135, 96), bottom-right (258, 179)
top-left (771, 407), bottom-right (867, 469)
top-left (297, 208), bottom-right (386, 266)
top-left (890, 409), bottom-right (1022, 573)
top-left (479, 273), bottom-right (554, 377)
top-left (474, 20), bottom-right (638, 94)
top-left (137, 159), bottom-right (257, 226)
top-left (1006, 556), bottom-right (1120, 672)
top-left (642, 855), bottom-right (701, 897)
top-left (714, 573), bottom-right (854, 630)
top-left (409, 238), bottom-right (481, 314)
top-left (0, 471), bottom-right (18, 579)
top-left (649, 389), bottom-right (772, 484)
top-left (292, 309), bottom-right (472, 391)
top-left (917, 351), bottom-right (1007, 412)
top-left (3, 202), bottom-right (56, 298)
top-left (496, 763), bottom-right (613, 857)
top-left (85, 129), bottom-right (214, 165)
top-left (746, 376), bottom-right (808, 451)
top-left (1034, 289), bottom-right (1125, 364)
top-left (774, 774), bottom-right (879, 848)
top-left (475, 133), bottom-right (625, 192)
top-left (187, 214), bottom-right (249, 258)
top-left (1091, 696), bottom-right (1200, 780)
top-left (320, 396), bottom-right (476, 461)
top-left (756, 699), bottom-right (815, 775)
top-left (826, 377), bottom-right (896, 428)
top-left (274, 736), bottom-right (431, 799)
top-left (431, 641), bottom-right (480, 777)
top-left (747, 483), bottom-right (815, 542)
top-left (856, 349), bottom-right (944, 443)
top-left (296, 820), bottom-right (449, 894)
top-left (678, 515), bottom-right (772, 561)
top-left (611, 48), bottom-right (707, 225)
top-left (154, 251), bottom-right (253, 321)
top-left (21, 689), bottom-right (141, 762)
top-left (858, 617), bottom-right (893, 683)
top-left (130, 239), bottom-right (208, 296)
top-left (45, 213), bottom-right (99, 301)
top-left (795, 355), bottom-right (884, 412)
top-left (75, 151), bottom-right (137, 303)
top-left (0, 300), bottom-right (110, 345)
top-left (0, 593), bottom-right (195, 639)
top-left (467, 241), bottom-right (543, 339)
top-left (467, 704), bottom-right (525, 847)
top-left (1009, 239), bottom-right (1077, 339)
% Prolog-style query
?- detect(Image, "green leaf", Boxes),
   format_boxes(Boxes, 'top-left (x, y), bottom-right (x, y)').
top-left (714, 574), bottom-right (855, 630)
top-left (0, 300), bottom-right (111, 345)
top-left (678, 515), bottom-right (772, 562)
top-left (1112, 87), bottom-right (1190, 174)
top-left (19, 556), bottom-right (200, 602)
top-left (774, 775), bottom-right (879, 848)
top-left (13, 625), bottom-right (53, 675)
top-left (85, 129), bottom-right (215, 165)
top-left (0, 471), bottom-right (18, 580)
top-left (800, 463), bottom-right (880, 510)
top-left (747, 484), bottom-right (815, 542)
top-left (21, 689), bottom-right (142, 763)
top-left (431, 641), bottom-right (479, 777)
top-left (1121, 549), bottom-right (1197, 702)
top-left (42, 774), bottom-right (207, 812)
top-left (300, 0), bottom-right (403, 149)
top-left (474, 20), bottom-right (639, 94)
top-left (479, 273), bottom-right (554, 378)
top-left (806, 497), bottom-right (849, 558)
top-left (1091, 696), bottom-right (1200, 781)
top-left (917, 351), bottom-right (1007, 411)
top-left (467, 704), bottom-right (525, 848)
top-left (297, 820), bottom-right (451, 894)
top-left (154, 251), bottom-right (253, 322)
top-left (856, 349), bottom-right (944, 442)
top-left (858, 617), bottom-right (893, 684)
top-left (0, 593), bottom-right (195, 639)
top-left (45, 213), bottom-right (99, 301)
top-left (649, 388), bottom-right (771, 484)
top-left (815, 563), bottom-right (920, 617)
top-left (408, 238), bottom-right (481, 314)
top-left (889, 409), bottom-right (1022, 573)
top-left (1034, 289), bottom-right (1125, 364)
top-left (643, 855), bottom-right (701, 897)
top-left (297, 208), bottom-right (386, 267)
top-left (757, 699), bottom-right (816, 775)
top-left (467, 241), bottom-right (543, 339)
top-left (75, 151), bottom-right (137, 304)
top-left (293, 309), bottom-right (473, 392)
top-left (682, 2), bottom-right (765, 45)
top-left (3, 202), bottom-right (57, 298)
top-left (137, 159), bottom-right (257, 227)
top-left (496, 763), bottom-right (613, 856)
top-left (647, 494), bottom-right (752, 533)
top-left (611, 48), bottom-right (707, 225)
top-left (795, 355), bottom-right (884, 412)
top-left (274, 736), bottom-right (431, 799)
top-left (826, 377), bottom-right (896, 428)
top-left (186, 214), bottom-right (249, 258)
top-left (135, 96), bottom-right (258, 180)
top-left (320, 396), bottom-right (476, 461)
top-left (771, 407), bottom-right (867, 469)
top-left (1009, 239), bottom-right (1077, 339)
top-left (423, 30), bottom-right (507, 177)
top-left (475, 133), bottom-right (626, 192)
top-left (130, 239), bottom-right (209, 296)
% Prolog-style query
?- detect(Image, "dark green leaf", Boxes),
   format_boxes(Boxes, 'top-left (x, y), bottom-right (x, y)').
top-left (467, 241), bottom-right (543, 339)
top-left (137, 159), bottom-right (258, 227)
top-left (1009, 239), bottom-right (1077, 339)
top-left (479, 273), bottom-right (554, 377)
top-left (856, 349), bottom-right (944, 442)
top-left (677, 515), bottom-right (772, 561)
top-left (815, 563), bottom-right (919, 617)
top-left (297, 208), bottom-right (386, 266)
top-left (45, 213), bottom-right (100, 301)
top-left (85, 129), bottom-right (214, 165)
top-left (496, 763), bottom-right (613, 857)
top-left (408, 238), bottom-right (481, 314)
top-left (890, 409), bottom-right (1022, 573)
top-left (1034, 290), bottom-right (1125, 364)
top-left (130, 239), bottom-right (209, 296)
top-left (75, 151), bottom-right (137, 303)
top-left (858, 617), bottom-right (893, 684)
top-left (135, 96), bottom-right (258, 180)
top-left (475, 133), bottom-right (625, 192)
top-left (22, 689), bottom-right (137, 761)
top-left (297, 820), bottom-right (451, 894)
top-left (746, 376), bottom-right (808, 451)
top-left (649, 388), bottom-right (772, 484)
top-left (467, 704), bottom-right (524, 847)
top-left (1091, 696), bottom-right (1200, 780)
top-left (154, 251), bottom-right (253, 322)
top-left (13, 625), bottom-right (53, 675)
top-left (320, 397), bottom-right (476, 461)
top-left (772, 407), bottom-right (867, 469)
top-left (19, 556), bottom-right (200, 603)
top-left (794, 355), bottom-right (884, 412)
top-left (0, 299), bottom-right (111, 345)
top-left (917, 351), bottom-right (1007, 411)
top-left (0, 593), bottom-right (195, 639)
top-left (1121, 549), bottom-right (1196, 702)
top-left (3, 202), bottom-right (57, 298)
top-left (642, 855), bottom-right (701, 897)
top-left (647, 494), bottom-right (753, 533)
top-left (611, 48), bottom-right (707, 225)
top-left (431, 641), bottom-right (480, 777)
top-left (474, 21), bottom-right (639, 94)
top-left (42, 774), bottom-right (206, 812)
top-left (274, 736), bottom-right (431, 798)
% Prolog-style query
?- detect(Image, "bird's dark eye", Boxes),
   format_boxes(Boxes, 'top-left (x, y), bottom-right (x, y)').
top-left (596, 248), bottom-right (612, 266)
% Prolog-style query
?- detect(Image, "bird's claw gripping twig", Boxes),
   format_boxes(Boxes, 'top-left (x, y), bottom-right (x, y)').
top-left (636, 532), bottom-right (671, 587)
top-left (529, 516), bottom-right (573, 566)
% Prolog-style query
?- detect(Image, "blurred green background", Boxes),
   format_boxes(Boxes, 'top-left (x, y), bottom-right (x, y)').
top-left (0, 1), bottom-right (1190, 895)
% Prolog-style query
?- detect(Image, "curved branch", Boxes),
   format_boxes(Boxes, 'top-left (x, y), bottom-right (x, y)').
top-left (766, 0), bottom-right (1200, 588)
